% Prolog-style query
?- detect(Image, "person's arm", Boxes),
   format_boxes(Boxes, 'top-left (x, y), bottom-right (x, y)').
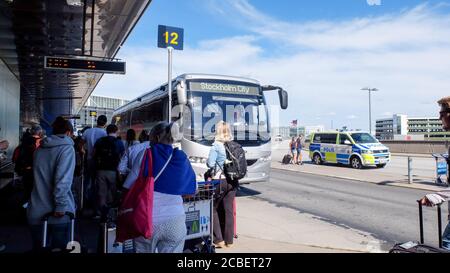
top-left (53, 146), bottom-right (76, 215)
top-left (118, 147), bottom-right (130, 175)
top-left (122, 149), bottom-right (145, 189)
top-left (118, 140), bottom-right (125, 157)
top-left (206, 145), bottom-right (218, 168)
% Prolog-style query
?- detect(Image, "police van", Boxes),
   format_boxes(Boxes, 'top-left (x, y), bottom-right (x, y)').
top-left (309, 132), bottom-right (390, 169)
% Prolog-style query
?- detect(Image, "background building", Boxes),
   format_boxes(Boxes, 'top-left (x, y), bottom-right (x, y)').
top-left (376, 114), bottom-right (449, 141)
top-left (375, 114), bottom-right (408, 140)
top-left (76, 95), bottom-right (129, 130)
top-left (272, 127), bottom-right (291, 138)
top-left (272, 125), bottom-right (324, 140)
top-left (304, 125), bottom-right (325, 137)
top-left (408, 117), bottom-right (449, 140)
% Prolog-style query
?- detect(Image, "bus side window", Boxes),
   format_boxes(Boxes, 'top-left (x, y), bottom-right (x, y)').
top-left (131, 101), bottom-right (164, 129)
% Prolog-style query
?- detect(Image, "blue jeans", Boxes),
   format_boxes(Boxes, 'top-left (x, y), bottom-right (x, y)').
top-left (30, 223), bottom-right (71, 251)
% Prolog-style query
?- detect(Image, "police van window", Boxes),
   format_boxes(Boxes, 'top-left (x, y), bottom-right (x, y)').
top-left (313, 134), bottom-right (323, 143)
top-left (317, 134), bottom-right (337, 144)
top-left (350, 133), bottom-right (378, 144)
top-left (324, 134), bottom-right (337, 144)
top-left (339, 134), bottom-right (351, 145)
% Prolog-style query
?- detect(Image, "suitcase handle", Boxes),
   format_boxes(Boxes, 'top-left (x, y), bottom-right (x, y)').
top-left (42, 212), bottom-right (75, 249)
top-left (43, 212), bottom-right (75, 221)
top-left (417, 200), bottom-right (443, 248)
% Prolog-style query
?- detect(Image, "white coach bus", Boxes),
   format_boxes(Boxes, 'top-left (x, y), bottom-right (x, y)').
top-left (112, 73), bottom-right (288, 183)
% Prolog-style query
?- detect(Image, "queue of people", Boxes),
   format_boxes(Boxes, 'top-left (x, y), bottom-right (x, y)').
top-left (0, 112), bottom-right (244, 253)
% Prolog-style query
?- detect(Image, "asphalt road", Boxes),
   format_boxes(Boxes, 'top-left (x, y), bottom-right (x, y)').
top-left (240, 168), bottom-right (449, 251)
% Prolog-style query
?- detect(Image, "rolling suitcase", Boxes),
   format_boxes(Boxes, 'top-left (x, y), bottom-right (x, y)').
top-left (40, 212), bottom-right (78, 253)
top-left (390, 200), bottom-right (450, 253)
top-left (98, 208), bottom-right (132, 253)
top-left (282, 154), bottom-right (292, 165)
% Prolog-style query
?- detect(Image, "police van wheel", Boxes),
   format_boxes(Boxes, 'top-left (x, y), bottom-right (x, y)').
top-left (351, 157), bottom-right (362, 169)
top-left (313, 154), bottom-right (322, 165)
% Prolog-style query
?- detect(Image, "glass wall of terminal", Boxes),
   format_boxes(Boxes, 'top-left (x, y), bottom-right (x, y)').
top-left (0, 59), bottom-right (20, 164)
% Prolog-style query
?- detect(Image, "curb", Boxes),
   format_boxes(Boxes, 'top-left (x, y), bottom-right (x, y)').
top-left (270, 165), bottom-right (444, 192)
top-left (391, 153), bottom-right (433, 158)
top-left (226, 234), bottom-right (378, 253)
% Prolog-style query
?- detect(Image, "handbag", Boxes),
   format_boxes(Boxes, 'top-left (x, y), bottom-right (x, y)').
top-left (116, 147), bottom-right (174, 243)
top-left (116, 148), bottom-right (154, 243)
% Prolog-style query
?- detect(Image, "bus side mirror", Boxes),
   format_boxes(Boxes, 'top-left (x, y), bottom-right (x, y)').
top-left (279, 89), bottom-right (288, 110)
top-left (177, 81), bottom-right (187, 105)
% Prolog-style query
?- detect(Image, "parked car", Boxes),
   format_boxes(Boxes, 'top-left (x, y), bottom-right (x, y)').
top-left (309, 131), bottom-right (390, 169)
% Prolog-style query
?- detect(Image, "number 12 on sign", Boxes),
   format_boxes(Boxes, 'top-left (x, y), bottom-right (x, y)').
top-left (163, 31), bottom-right (178, 45)
top-left (158, 25), bottom-right (184, 50)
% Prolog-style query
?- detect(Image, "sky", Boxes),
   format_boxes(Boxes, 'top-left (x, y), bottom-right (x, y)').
top-left (93, 0), bottom-right (450, 131)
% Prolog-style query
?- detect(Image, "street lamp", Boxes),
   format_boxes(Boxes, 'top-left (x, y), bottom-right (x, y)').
top-left (361, 87), bottom-right (379, 135)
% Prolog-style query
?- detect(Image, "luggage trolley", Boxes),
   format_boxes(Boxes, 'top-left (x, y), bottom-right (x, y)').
top-left (432, 153), bottom-right (449, 185)
top-left (183, 180), bottom-right (218, 253)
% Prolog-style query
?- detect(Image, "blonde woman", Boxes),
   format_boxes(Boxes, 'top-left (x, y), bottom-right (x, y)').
top-left (206, 121), bottom-right (236, 248)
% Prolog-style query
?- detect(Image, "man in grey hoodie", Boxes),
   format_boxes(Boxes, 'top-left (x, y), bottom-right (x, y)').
top-left (27, 117), bottom-right (76, 251)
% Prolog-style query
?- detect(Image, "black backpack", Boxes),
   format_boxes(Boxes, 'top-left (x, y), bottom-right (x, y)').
top-left (95, 137), bottom-right (121, 171)
top-left (223, 141), bottom-right (247, 183)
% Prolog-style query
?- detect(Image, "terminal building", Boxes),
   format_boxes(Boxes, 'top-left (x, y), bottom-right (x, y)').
top-left (0, 0), bottom-right (151, 165)
top-left (76, 95), bottom-right (129, 130)
top-left (375, 114), bottom-right (449, 141)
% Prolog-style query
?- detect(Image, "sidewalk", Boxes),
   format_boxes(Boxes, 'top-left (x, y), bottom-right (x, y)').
top-left (216, 197), bottom-right (386, 253)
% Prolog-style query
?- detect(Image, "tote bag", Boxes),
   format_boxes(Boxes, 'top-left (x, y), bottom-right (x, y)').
top-left (116, 148), bottom-right (154, 243)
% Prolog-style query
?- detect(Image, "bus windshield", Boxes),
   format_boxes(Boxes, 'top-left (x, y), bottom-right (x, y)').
top-left (186, 91), bottom-right (270, 146)
top-left (350, 133), bottom-right (378, 144)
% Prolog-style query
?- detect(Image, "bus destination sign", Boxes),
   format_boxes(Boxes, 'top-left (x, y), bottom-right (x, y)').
top-left (189, 82), bottom-right (259, 96)
top-left (44, 56), bottom-right (126, 74)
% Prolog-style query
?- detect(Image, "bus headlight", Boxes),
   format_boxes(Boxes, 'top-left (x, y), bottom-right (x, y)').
top-left (189, 156), bottom-right (207, 164)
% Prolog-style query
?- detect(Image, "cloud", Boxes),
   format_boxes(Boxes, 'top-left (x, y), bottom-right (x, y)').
top-left (95, 1), bottom-right (450, 129)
